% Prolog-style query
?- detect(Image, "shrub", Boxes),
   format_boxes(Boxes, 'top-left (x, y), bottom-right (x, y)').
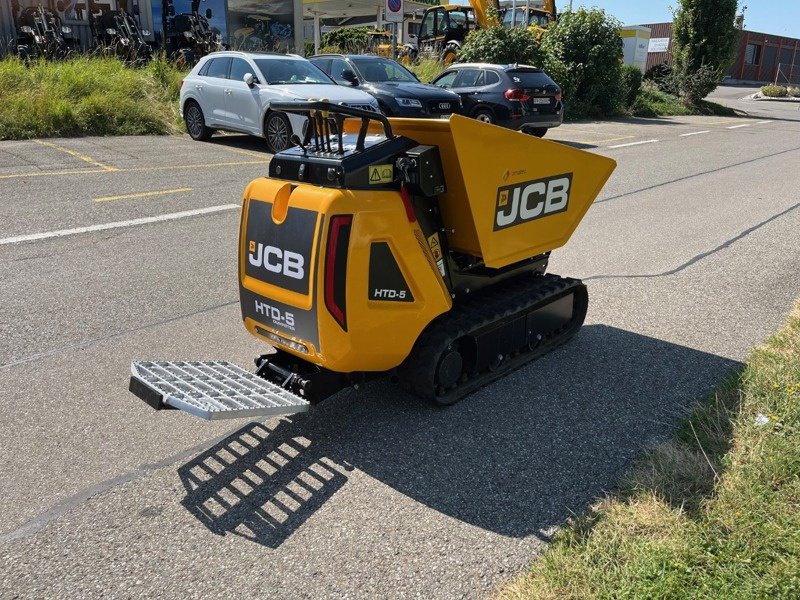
top-left (788, 86), bottom-right (800, 98)
top-left (458, 20), bottom-right (540, 65)
top-left (672, 0), bottom-right (738, 104)
top-left (320, 27), bottom-right (372, 53)
top-left (761, 84), bottom-right (789, 98)
top-left (620, 64), bottom-right (643, 108)
top-left (539, 8), bottom-right (624, 116)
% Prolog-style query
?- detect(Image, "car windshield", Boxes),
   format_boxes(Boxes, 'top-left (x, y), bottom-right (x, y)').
top-left (253, 58), bottom-right (334, 85)
top-left (351, 57), bottom-right (417, 83)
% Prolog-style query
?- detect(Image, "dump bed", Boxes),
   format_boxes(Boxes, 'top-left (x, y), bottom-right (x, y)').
top-left (349, 115), bottom-right (616, 268)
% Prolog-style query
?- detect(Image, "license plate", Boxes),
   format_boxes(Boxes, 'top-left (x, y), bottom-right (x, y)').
top-left (533, 97), bottom-right (551, 104)
top-left (439, 114), bottom-right (452, 119)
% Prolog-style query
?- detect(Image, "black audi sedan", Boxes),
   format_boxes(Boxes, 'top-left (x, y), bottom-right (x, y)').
top-left (310, 54), bottom-right (462, 118)
top-left (431, 63), bottom-right (563, 137)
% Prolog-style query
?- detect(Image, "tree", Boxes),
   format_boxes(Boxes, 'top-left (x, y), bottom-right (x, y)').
top-left (671, 0), bottom-right (739, 105)
top-left (458, 20), bottom-right (540, 66)
top-left (539, 8), bottom-right (624, 116)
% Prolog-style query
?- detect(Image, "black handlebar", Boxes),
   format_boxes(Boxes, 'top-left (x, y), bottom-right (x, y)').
top-left (268, 100), bottom-right (393, 154)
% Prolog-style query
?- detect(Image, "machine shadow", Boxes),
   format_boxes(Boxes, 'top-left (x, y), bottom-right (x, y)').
top-left (177, 324), bottom-right (741, 548)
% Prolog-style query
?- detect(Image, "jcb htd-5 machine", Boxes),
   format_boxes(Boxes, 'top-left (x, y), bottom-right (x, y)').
top-left (129, 102), bottom-right (615, 420)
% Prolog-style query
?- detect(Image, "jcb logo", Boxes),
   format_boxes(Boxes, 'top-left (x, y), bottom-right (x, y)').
top-left (494, 173), bottom-right (573, 231)
top-left (248, 241), bottom-right (305, 280)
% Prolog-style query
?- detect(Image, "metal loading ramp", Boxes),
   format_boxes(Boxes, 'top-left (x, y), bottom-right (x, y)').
top-left (130, 361), bottom-right (310, 420)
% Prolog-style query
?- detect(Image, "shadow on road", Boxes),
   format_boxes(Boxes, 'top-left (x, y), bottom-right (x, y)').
top-left (178, 324), bottom-right (740, 549)
top-left (206, 133), bottom-right (271, 155)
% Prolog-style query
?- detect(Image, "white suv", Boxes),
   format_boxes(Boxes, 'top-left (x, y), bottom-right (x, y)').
top-left (179, 51), bottom-right (380, 153)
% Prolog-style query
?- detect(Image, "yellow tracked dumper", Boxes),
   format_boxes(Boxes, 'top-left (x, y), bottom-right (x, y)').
top-left (129, 102), bottom-right (615, 419)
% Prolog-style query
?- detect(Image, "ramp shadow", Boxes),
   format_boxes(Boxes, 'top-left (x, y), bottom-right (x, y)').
top-left (177, 324), bottom-right (740, 548)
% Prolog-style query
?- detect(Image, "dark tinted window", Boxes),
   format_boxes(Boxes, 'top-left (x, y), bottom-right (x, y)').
top-left (351, 57), bottom-right (417, 82)
top-left (329, 58), bottom-right (352, 84)
top-left (456, 69), bottom-right (484, 87)
top-left (433, 70), bottom-right (458, 88)
top-left (198, 59), bottom-right (212, 76)
top-left (229, 58), bottom-right (253, 82)
top-left (310, 57), bottom-right (331, 74)
top-left (206, 57), bottom-right (231, 79)
top-left (483, 71), bottom-right (501, 85)
top-left (507, 70), bottom-right (554, 87)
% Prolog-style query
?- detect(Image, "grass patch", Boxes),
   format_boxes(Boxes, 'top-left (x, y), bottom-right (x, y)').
top-left (408, 58), bottom-right (444, 84)
top-left (500, 301), bottom-right (800, 600)
top-left (0, 54), bottom-right (186, 140)
top-left (631, 82), bottom-right (736, 118)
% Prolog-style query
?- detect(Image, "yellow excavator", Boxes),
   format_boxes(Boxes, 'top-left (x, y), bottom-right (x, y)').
top-left (129, 102), bottom-right (615, 419)
top-left (399, 0), bottom-right (557, 65)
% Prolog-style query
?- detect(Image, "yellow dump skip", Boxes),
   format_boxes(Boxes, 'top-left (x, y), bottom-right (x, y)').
top-left (381, 115), bottom-right (616, 268)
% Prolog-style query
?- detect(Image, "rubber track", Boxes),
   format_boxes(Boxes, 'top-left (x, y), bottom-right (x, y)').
top-left (399, 273), bottom-right (587, 404)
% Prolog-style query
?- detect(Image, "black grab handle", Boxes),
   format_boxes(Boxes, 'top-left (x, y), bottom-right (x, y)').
top-left (268, 100), bottom-right (393, 154)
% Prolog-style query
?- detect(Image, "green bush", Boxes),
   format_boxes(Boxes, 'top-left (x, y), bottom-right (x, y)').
top-left (458, 20), bottom-right (540, 65)
top-left (620, 64), bottom-right (643, 108)
top-left (672, 0), bottom-right (738, 104)
top-left (0, 54), bottom-right (185, 139)
top-left (761, 84), bottom-right (789, 98)
top-left (789, 86), bottom-right (800, 98)
top-left (320, 27), bottom-right (372, 53)
top-left (540, 8), bottom-right (624, 116)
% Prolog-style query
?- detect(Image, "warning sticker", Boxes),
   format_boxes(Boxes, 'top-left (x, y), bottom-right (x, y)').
top-left (369, 164), bottom-right (394, 184)
top-left (427, 232), bottom-right (442, 261)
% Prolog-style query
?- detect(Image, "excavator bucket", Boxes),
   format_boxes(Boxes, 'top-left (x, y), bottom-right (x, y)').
top-left (377, 115), bottom-right (616, 268)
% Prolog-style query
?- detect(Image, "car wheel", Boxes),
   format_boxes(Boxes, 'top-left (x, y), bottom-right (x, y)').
top-left (526, 128), bottom-right (548, 138)
top-left (264, 111), bottom-right (294, 154)
top-left (472, 108), bottom-right (494, 124)
top-left (184, 101), bottom-right (212, 141)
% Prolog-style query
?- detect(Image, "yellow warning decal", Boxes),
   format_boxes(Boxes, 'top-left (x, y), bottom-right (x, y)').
top-left (427, 232), bottom-right (442, 261)
top-left (369, 164), bottom-right (394, 184)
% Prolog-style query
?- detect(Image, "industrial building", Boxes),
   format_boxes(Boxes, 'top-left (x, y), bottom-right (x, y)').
top-left (643, 21), bottom-right (800, 85)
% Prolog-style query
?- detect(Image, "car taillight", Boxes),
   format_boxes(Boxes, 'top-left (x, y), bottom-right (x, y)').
top-left (325, 215), bottom-right (352, 331)
top-left (504, 88), bottom-right (530, 101)
top-left (180, 79), bottom-right (184, 89)
top-left (555, 92), bottom-right (562, 103)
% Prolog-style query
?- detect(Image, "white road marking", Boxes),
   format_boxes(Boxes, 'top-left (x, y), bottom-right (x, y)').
top-left (0, 204), bottom-right (239, 246)
top-left (680, 130), bottom-right (711, 137)
top-left (608, 139), bottom-right (659, 149)
top-left (727, 124), bottom-right (751, 129)
top-left (756, 120), bottom-right (772, 124)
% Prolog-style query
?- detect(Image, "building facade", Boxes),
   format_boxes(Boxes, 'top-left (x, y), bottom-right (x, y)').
top-left (642, 22), bottom-right (800, 85)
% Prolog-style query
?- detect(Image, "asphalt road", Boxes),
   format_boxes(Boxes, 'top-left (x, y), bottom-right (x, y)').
top-left (2, 90), bottom-right (800, 598)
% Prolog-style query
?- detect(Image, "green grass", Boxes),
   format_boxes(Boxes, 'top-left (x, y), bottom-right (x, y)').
top-left (500, 301), bottom-right (800, 600)
top-left (631, 81), bottom-right (736, 118)
top-left (407, 58), bottom-right (444, 84)
top-left (0, 54), bottom-right (186, 140)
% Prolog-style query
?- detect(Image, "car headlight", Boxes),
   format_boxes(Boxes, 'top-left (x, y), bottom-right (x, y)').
top-left (183, 31), bottom-right (194, 39)
top-left (61, 26), bottom-right (71, 34)
top-left (20, 26), bottom-right (34, 34)
top-left (396, 97), bottom-right (422, 108)
top-left (106, 28), bottom-right (117, 35)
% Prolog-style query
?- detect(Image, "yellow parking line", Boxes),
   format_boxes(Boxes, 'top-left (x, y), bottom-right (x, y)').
top-left (34, 140), bottom-right (119, 171)
top-left (122, 159), bottom-right (269, 173)
top-left (0, 159), bottom-right (269, 180)
top-left (0, 167), bottom-right (108, 180)
top-left (94, 187), bottom-right (192, 203)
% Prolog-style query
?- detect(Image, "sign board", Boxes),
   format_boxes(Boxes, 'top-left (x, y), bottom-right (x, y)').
top-left (385, 0), bottom-right (404, 23)
top-left (648, 38), bottom-right (670, 53)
